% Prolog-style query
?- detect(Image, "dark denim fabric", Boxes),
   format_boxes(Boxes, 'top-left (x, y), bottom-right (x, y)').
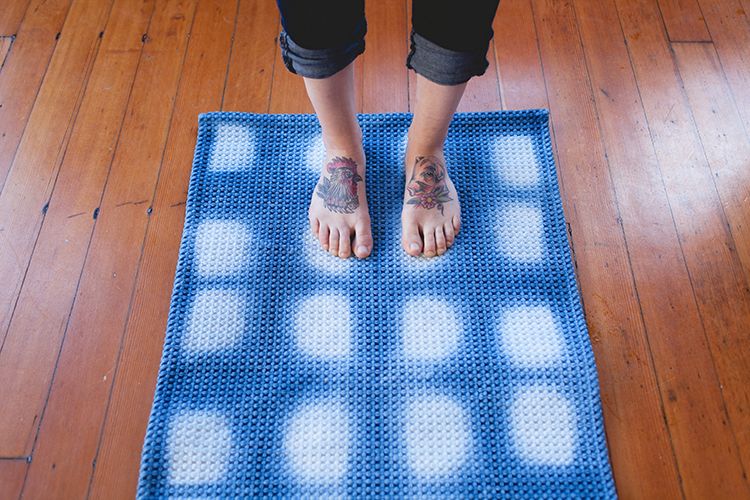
top-left (276, 0), bottom-right (500, 85)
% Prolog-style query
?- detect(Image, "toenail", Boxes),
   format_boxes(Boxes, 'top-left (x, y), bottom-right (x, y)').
top-left (357, 245), bottom-right (368, 255)
top-left (410, 243), bottom-right (420, 251)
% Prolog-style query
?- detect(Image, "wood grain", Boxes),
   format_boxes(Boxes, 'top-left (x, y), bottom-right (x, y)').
top-left (0, 0), bottom-right (154, 458)
top-left (0, 0), bottom-right (75, 190)
top-left (657, 0), bottom-right (711, 41)
top-left (0, 0), bottom-right (32, 36)
top-left (697, 0), bottom-right (750, 145)
top-left (363, 0), bottom-right (408, 113)
top-left (0, 0), bottom-right (112, 343)
top-left (673, 41), bottom-right (750, 289)
top-left (532, 0), bottom-right (683, 497)
top-left (493, 0), bottom-right (547, 110)
top-left (19, 0), bottom-right (198, 497)
top-left (222, 0), bottom-right (277, 112)
top-left (672, 39), bottom-right (750, 469)
top-left (0, 36), bottom-right (13, 69)
top-left (616, 0), bottom-right (750, 494)
top-left (0, 459), bottom-right (27, 500)
top-left (576, 0), bottom-right (749, 496)
top-left (87, 2), bottom-right (239, 497)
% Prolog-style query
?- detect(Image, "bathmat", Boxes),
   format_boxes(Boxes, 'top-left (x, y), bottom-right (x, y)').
top-left (137, 110), bottom-right (616, 498)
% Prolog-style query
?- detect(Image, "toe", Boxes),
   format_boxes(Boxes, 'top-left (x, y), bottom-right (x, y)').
top-left (310, 217), bottom-right (320, 235)
top-left (423, 227), bottom-right (437, 257)
top-left (435, 226), bottom-right (447, 255)
top-left (338, 227), bottom-right (352, 259)
top-left (353, 221), bottom-right (373, 259)
top-left (328, 228), bottom-right (339, 256)
top-left (318, 224), bottom-right (330, 252)
top-left (444, 222), bottom-right (455, 247)
top-left (452, 214), bottom-right (461, 234)
top-left (402, 221), bottom-right (423, 256)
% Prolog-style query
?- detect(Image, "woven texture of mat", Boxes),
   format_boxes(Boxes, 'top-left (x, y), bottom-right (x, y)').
top-left (137, 110), bottom-right (617, 498)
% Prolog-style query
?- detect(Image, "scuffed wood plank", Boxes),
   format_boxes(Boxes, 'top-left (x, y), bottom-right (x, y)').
top-left (0, 459), bottom-right (27, 499)
top-left (0, 0), bottom-right (32, 36)
top-left (494, 0), bottom-right (548, 110)
top-left (85, 0), bottom-right (237, 498)
top-left (18, 0), bottom-right (200, 497)
top-left (657, 0), bottom-right (711, 41)
top-left (222, 0), bottom-right (277, 112)
top-left (0, 36), bottom-right (14, 70)
top-left (616, 0), bottom-right (750, 493)
top-left (365, 0), bottom-right (408, 113)
top-left (672, 38), bottom-right (750, 468)
top-left (0, 0), bottom-right (74, 189)
top-left (0, 0), bottom-right (113, 341)
top-left (576, 0), bottom-right (748, 496)
top-left (532, 0), bottom-right (683, 497)
top-left (0, 0), bottom-right (154, 457)
top-left (673, 41), bottom-right (750, 301)
top-left (698, 0), bottom-right (750, 140)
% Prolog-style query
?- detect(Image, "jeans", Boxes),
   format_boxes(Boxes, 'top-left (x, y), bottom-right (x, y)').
top-left (276, 0), bottom-right (501, 86)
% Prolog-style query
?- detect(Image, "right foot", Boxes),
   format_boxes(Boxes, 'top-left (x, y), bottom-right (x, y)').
top-left (309, 147), bottom-right (373, 259)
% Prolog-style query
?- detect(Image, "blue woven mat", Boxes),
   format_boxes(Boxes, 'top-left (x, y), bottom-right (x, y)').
top-left (137, 110), bottom-right (616, 498)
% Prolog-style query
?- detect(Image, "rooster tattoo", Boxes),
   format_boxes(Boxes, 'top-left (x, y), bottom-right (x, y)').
top-left (316, 156), bottom-right (362, 214)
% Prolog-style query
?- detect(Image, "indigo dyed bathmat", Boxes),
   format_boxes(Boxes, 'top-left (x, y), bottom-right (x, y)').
top-left (137, 110), bottom-right (617, 498)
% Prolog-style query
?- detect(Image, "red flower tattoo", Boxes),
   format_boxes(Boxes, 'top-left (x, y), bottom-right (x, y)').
top-left (316, 156), bottom-right (362, 214)
top-left (406, 155), bottom-right (453, 215)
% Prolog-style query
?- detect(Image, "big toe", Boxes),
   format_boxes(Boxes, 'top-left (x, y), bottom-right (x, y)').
top-left (402, 222), bottom-right (423, 256)
top-left (353, 221), bottom-right (373, 259)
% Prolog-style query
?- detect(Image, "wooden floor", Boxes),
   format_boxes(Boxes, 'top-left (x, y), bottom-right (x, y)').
top-left (0, 0), bottom-right (749, 498)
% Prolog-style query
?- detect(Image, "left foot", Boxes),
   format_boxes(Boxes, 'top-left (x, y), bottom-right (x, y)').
top-left (401, 148), bottom-right (461, 257)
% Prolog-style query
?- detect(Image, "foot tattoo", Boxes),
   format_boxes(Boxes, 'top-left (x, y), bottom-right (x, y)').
top-left (406, 155), bottom-right (453, 215)
top-left (316, 156), bottom-right (362, 214)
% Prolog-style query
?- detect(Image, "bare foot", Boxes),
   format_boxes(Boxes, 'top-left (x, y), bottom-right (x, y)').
top-left (309, 148), bottom-right (373, 259)
top-left (401, 149), bottom-right (461, 257)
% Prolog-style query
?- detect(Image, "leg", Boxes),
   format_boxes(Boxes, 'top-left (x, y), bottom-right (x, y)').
top-left (402, 76), bottom-right (466, 257)
top-left (402, 0), bottom-right (500, 257)
top-left (305, 63), bottom-right (372, 259)
top-left (276, 0), bottom-right (372, 259)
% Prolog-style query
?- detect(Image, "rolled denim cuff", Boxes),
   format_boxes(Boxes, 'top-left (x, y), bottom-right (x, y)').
top-left (406, 30), bottom-right (490, 86)
top-left (278, 21), bottom-right (366, 79)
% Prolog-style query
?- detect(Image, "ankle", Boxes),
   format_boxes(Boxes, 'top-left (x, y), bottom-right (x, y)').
top-left (405, 136), bottom-right (444, 158)
top-left (321, 125), bottom-right (363, 154)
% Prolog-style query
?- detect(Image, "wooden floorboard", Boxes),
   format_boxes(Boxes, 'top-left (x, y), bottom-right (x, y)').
top-left (0, 0), bottom-right (155, 459)
top-left (87, 1), bottom-right (239, 497)
top-left (657, 0), bottom-right (712, 41)
top-left (363, 0), bottom-right (409, 114)
top-left (576, 0), bottom-right (747, 496)
top-left (671, 40), bottom-right (750, 476)
top-left (0, 36), bottom-right (13, 69)
top-left (0, 460), bottom-right (27, 500)
top-left (531, 1), bottom-right (683, 497)
top-left (2, 0), bottom-right (749, 496)
top-left (616, 0), bottom-right (750, 492)
top-left (222, 0), bottom-right (277, 113)
top-left (0, 0), bottom-right (32, 36)
top-left (673, 41), bottom-right (750, 295)
top-left (0, 0), bottom-right (73, 192)
top-left (18, 0), bottom-right (197, 497)
top-left (0, 0), bottom-right (111, 345)
top-left (697, 0), bottom-right (750, 141)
